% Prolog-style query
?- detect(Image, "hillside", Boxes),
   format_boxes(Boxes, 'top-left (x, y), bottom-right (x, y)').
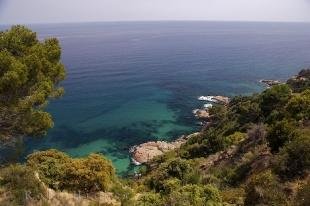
top-left (0, 26), bottom-right (309, 206)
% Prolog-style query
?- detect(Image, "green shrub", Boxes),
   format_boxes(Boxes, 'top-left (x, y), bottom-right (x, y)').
top-left (0, 164), bottom-right (46, 205)
top-left (244, 171), bottom-right (287, 206)
top-left (274, 134), bottom-right (310, 180)
top-left (135, 192), bottom-right (163, 206)
top-left (27, 149), bottom-right (70, 190)
top-left (27, 149), bottom-right (116, 193)
top-left (146, 158), bottom-right (200, 193)
top-left (266, 119), bottom-right (298, 152)
top-left (165, 184), bottom-right (222, 206)
top-left (162, 178), bottom-right (181, 194)
top-left (226, 132), bottom-right (246, 145)
top-left (286, 89), bottom-right (310, 121)
top-left (180, 143), bottom-right (209, 159)
top-left (260, 84), bottom-right (292, 119)
top-left (230, 96), bottom-right (262, 125)
top-left (63, 153), bottom-right (116, 193)
top-left (111, 183), bottom-right (135, 206)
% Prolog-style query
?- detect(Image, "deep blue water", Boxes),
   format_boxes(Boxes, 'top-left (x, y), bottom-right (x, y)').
top-left (2, 21), bottom-right (310, 175)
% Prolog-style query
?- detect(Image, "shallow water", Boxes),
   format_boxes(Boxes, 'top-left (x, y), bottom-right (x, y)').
top-left (2, 21), bottom-right (309, 175)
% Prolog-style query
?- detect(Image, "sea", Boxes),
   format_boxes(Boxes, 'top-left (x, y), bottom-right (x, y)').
top-left (1, 21), bottom-right (310, 175)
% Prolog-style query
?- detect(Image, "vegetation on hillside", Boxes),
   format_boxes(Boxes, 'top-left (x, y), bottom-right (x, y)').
top-left (0, 26), bottom-right (309, 206)
top-left (131, 71), bottom-right (309, 205)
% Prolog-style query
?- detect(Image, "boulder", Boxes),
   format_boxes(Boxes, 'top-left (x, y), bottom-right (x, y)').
top-left (193, 109), bottom-right (212, 120)
top-left (130, 133), bottom-right (199, 165)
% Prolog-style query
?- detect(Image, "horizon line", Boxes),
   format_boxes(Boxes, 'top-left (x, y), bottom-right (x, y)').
top-left (1, 19), bottom-right (310, 26)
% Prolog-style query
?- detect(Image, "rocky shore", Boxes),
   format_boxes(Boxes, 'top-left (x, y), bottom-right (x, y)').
top-left (194, 95), bottom-right (230, 121)
top-left (130, 133), bottom-right (200, 165)
top-left (193, 109), bottom-right (211, 120)
top-left (130, 95), bottom-right (230, 165)
top-left (260, 79), bottom-right (282, 87)
top-left (198, 95), bottom-right (230, 105)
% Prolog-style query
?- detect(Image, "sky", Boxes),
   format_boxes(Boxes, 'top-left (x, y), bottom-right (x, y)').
top-left (0, 0), bottom-right (310, 24)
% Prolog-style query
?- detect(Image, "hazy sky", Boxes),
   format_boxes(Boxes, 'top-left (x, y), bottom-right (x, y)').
top-left (1, 0), bottom-right (310, 24)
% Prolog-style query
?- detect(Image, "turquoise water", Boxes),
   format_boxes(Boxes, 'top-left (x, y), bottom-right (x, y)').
top-left (4, 22), bottom-right (309, 175)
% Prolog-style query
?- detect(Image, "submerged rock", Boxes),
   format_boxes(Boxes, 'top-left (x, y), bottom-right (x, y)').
top-left (130, 133), bottom-right (200, 165)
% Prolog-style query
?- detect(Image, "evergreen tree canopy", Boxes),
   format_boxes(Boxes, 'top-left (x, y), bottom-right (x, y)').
top-left (0, 25), bottom-right (66, 141)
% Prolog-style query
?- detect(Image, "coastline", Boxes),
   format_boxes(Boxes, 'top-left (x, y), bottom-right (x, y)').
top-left (130, 95), bottom-right (231, 165)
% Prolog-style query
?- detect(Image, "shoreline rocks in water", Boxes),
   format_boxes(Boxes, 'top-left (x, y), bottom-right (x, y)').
top-left (195, 95), bottom-right (230, 120)
top-left (259, 79), bottom-right (282, 87)
top-left (198, 95), bottom-right (230, 105)
top-left (130, 133), bottom-right (200, 165)
top-left (193, 109), bottom-right (211, 120)
top-left (130, 95), bottom-right (229, 165)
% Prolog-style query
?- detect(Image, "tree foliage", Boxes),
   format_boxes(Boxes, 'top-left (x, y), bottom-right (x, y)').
top-left (0, 25), bottom-right (66, 141)
top-left (266, 119), bottom-right (298, 152)
top-left (260, 84), bottom-right (292, 119)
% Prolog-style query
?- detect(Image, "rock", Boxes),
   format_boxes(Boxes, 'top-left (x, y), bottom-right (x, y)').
top-left (198, 95), bottom-right (230, 105)
top-left (130, 133), bottom-right (200, 165)
top-left (212, 96), bottom-right (230, 105)
top-left (260, 79), bottom-right (282, 87)
top-left (193, 109), bottom-right (211, 119)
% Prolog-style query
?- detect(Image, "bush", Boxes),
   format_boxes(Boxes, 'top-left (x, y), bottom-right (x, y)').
top-left (295, 180), bottom-right (310, 206)
top-left (226, 132), bottom-right (246, 145)
top-left (274, 134), bottom-right (310, 180)
top-left (135, 192), bottom-right (163, 206)
top-left (27, 149), bottom-right (116, 193)
top-left (221, 187), bottom-right (245, 205)
top-left (63, 153), bottom-right (116, 193)
top-left (260, 84), bottom-right (292, 118)
top-left (111, 183), bottom-right (135, 206)
top-left (146, 158), bottom-right (200, 193)
top-left (27, 149), bottom-right (70, 190)
top-left (165, 158), bottom-right (196, 182)
top-left (0, 164), bottom-right (46, 205)
top-left (165, 184), bottom-right (222, 206)
top-left (286, 89), bottom-right (310, 121)
top-left (247, 123), bottom-right (267, 144)
top-left (230, 96), bottom-right (262, 125)
top-left (180, 143), bottom-right (209, 159)
top-left (266, 119), bottom-right (297, 152)
top-left (244, 170), bottom-right (287, 206)
top-left (162, 178), bottom-right (181, 194)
